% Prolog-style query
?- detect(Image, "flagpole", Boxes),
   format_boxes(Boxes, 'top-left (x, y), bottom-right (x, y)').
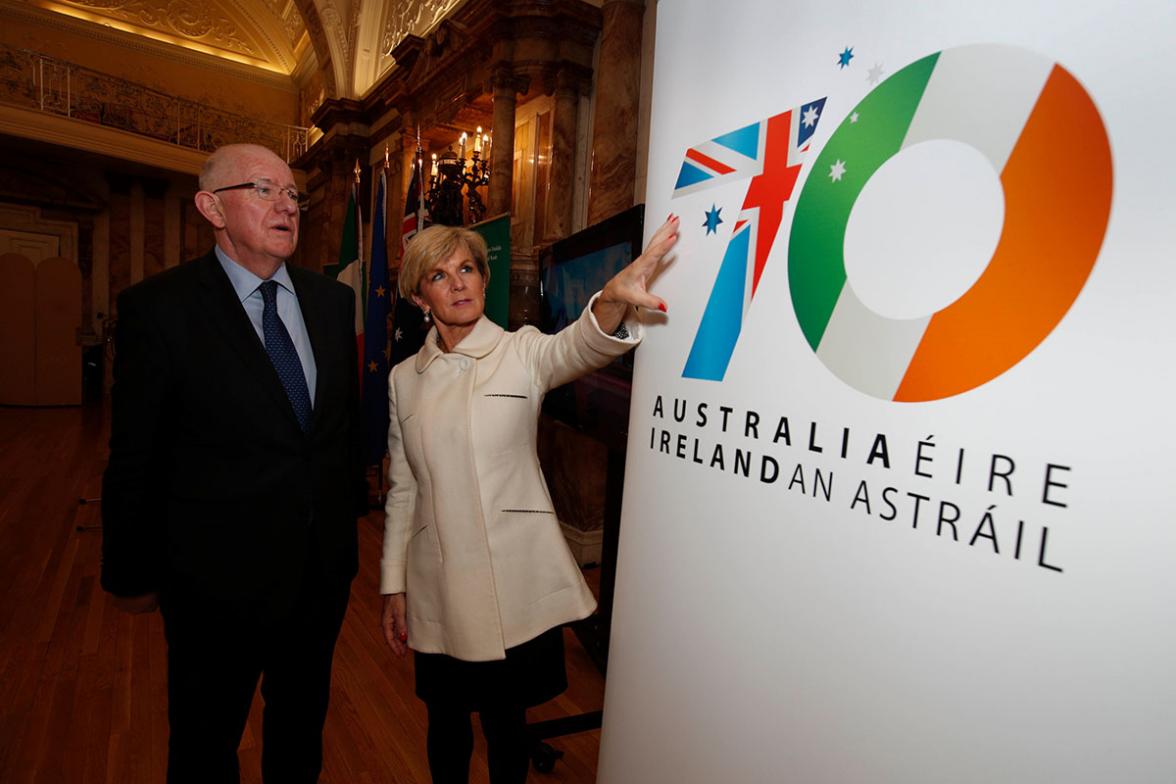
top-left (362, 155), bottom-right (392, 487)
top-left (417, 149), bottom-right (426, 228)
top-left (415, 126), bottom-right (427, 230)
top-left (353, 159), bottom-right (365, 319)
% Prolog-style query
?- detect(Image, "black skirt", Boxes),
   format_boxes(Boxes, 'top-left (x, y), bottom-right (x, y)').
top-left (414, 625), bottom-right (567, 711)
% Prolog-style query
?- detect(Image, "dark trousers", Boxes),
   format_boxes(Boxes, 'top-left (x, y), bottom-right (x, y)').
top-left (159, 575), bottom-right (351, 784)
top-left (425, 702), bottom-right (530, 784)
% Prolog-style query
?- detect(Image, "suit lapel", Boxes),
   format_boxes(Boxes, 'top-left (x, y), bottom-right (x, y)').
top-left (194, 252), bottom-right (305, 433)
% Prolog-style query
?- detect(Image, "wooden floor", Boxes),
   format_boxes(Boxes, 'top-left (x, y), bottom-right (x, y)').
top-left (0, 404), bottom-right (606, 783)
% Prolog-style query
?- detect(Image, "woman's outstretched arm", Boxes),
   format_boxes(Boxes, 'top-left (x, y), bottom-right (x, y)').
top-left (591, 214), bottom-right (680, 334)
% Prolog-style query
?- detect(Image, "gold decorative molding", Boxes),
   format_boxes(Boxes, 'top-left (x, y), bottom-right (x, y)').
top-left (380, 0), bottom-right (460, 61)
top-left (22, 0), bottom-right (301, 74)
top-left (64, 0), bottom-right (255, 54)
top-left (1, 1), bottom-right (300, 89)
top-left (0, 44), bottom-right (308, 162)
top-left (371, 0), bottom-right (460, 90)
top-left (316, 0), bottom-right (348, 71)
top-left (290, 0), bottom-right (337, 98)
top-left (261, 0), bottom-right (307, 52)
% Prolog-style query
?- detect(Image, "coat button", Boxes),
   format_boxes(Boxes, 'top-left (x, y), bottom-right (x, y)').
top-left (460, 358), bottom-right (471, 371)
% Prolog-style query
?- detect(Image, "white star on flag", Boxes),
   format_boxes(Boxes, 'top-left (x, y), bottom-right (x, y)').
top-left (802, 105), bottom-right (820, 128)
top-left (850, 112), bottom-right (859, 124)
top-left (867, 64), bottom-right (884, 85)
top-left (829, 160), bottom-right (847, 182)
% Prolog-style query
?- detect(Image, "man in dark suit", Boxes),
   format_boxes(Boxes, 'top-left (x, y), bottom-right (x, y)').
top-left (101, 143), bottom-right (366, 783)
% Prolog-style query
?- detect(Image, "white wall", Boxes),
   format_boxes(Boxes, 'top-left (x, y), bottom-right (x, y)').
top-left (600, 1), bottom-right (1176, 782)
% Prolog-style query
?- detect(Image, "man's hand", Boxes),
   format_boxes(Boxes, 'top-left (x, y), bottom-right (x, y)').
top-left (382, 593), bottom-right (409, 657)
top-left (112, 592), bottom-right (159, 614)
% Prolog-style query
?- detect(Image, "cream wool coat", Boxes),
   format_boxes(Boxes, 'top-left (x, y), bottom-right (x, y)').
top-left (380, 294), bottom-right (641, 662)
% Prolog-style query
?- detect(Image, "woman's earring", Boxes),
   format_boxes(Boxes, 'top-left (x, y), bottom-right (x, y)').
top-left (423, 309), bottom-right (431, 324)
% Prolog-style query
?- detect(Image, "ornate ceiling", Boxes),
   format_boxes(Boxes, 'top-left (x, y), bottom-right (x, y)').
top-left (27, 0), bottom-right (307, 73)
top-left (16, 0), bottom-right (464, 96)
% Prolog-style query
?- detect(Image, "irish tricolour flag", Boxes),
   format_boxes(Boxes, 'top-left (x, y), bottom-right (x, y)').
top-left (788, 44), bottom-right (1112, 402)
top-left (326, 182), bottom-right (365, 372)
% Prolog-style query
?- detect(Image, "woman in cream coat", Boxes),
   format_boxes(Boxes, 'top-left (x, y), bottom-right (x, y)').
top-left (381, 216), bottom-right (679, 783)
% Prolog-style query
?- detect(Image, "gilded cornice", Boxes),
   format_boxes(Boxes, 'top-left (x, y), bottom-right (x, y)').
top-left (0, 1), bottom-right (298, 90)
top-left (261, 0), bottom-right (308, 49)
top-left (290, 0), bottom-right (336, 97)
top-left (19, 0), bottom-right (301, 74)
top-left (377, 0), bottom-right (460, 76)
top-left (317, 0), bottom-right (347, 66)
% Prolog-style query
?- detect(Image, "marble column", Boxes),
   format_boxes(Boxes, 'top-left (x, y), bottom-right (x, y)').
top-left (488, 68), bottom-right (527, 218)
top-left (545, 69), bottom-right (580, 243)
top-left (76, 216), bottom-right (94, 333)
top-left (301, 98), bottom-right (370, 272)
top-left (586, 0), bottom-right (645, 227)
top-left (129, 181), bottom-right (145, 284)
top-left (91, 206), bottom-right (109, 330)
top-left (317, 144), bottom-right (368, 273)
top-left (164, 185), bottom-right (182, 269)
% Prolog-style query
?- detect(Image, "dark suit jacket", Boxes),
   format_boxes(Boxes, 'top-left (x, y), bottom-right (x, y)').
top-left (101, 250), bottom-right (366, 610)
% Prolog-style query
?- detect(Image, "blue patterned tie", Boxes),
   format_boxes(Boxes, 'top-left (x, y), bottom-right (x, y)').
top-left (259, 280), bottom-right (312, 432)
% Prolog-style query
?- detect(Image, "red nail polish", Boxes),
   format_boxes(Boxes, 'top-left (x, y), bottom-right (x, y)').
top-left (658, 302), bottom-right (667, 313)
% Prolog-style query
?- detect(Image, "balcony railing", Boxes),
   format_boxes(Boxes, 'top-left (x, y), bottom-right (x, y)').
top-left (0, 44), bottom-right (308, 163)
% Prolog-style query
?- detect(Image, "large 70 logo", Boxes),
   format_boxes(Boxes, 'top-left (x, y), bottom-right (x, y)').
top-left (677, 44), bottom-right (1113, 402)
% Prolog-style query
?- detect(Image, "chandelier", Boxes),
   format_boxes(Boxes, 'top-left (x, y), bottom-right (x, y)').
top-left (425, 127), bottom-right (491, 226)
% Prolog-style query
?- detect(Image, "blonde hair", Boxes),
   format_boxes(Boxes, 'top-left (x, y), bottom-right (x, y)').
top-left (398, 224), bottom-right (489, 300)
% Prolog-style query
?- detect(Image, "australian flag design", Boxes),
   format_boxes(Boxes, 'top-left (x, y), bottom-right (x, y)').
top-left (676, 97), bottom-right (827, 381)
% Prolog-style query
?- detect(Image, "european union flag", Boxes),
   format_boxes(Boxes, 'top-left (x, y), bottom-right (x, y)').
top-left (361, 170), bottom-right (391, 466)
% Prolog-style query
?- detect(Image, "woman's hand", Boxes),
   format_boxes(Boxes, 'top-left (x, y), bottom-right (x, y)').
top-left (592, 214), bottom-right (680, 334)
top-left (381, 592), bottom-right (409, 657)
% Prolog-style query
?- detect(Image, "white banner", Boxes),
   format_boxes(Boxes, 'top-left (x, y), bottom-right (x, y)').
top-left (600, 1), bottom-right (1176, 782)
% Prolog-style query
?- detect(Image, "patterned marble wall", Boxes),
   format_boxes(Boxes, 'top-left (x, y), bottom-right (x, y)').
top-left (143, 187), bottom-right (166, 280)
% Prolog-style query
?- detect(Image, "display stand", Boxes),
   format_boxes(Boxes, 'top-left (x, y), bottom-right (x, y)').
top-left (527, 440), bottom-right (626, 771)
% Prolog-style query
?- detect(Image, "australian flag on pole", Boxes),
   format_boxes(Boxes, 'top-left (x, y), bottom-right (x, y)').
top-left (391, 152), bottom-right (428, 367)
top-left (361, 169), bottom-right (391, 466)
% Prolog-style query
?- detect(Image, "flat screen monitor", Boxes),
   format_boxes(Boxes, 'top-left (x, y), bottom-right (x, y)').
top-left (539, 204), bottom-right (645, 442)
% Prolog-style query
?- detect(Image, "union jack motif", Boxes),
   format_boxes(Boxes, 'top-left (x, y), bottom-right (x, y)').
top-left (673, 122), bottom-right (764, 197)
top-left (679, 97), bottom-right (827, 381)
top-left (401, 152), bottom-right (428, 257)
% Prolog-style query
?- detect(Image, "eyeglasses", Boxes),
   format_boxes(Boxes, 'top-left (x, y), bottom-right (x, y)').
top-left (212, 180), bottom-right (309, 211)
